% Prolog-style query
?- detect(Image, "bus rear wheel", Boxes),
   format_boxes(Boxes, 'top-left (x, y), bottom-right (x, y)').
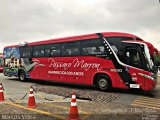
top-left (19, 71), bottom-right (26, 82)
top-left (96, 75), bottom-right (111, 91)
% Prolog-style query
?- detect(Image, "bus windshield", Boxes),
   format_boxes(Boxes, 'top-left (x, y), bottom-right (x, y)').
top-left (143, 44), bottom-right (154, 70)
top-left (104, 37), bottom-right (154, 72)
top-left (107, 40), bottom-right (151, 71)
top-left (123, 42), bottom-right (154, 72)
top-left (125, 46), bottom-right (144, 69)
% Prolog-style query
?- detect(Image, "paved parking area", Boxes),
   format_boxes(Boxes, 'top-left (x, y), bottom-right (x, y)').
top-left (0, 73), bottom-right (160, 120)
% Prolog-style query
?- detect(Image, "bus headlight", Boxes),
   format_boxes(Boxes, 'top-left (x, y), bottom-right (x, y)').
top-left (138, 73), bottom-right (154, 80)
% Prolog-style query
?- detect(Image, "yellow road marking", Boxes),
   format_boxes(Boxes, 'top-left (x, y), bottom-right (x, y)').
top-left (131, 96), bottom-right (160, 111)
top-left (133, 99), bottom-right (160, 105)
top-left (135, 98), bottom-right (160, 102)
top-left (4, 90), bottom-right (90, 120)
top-left (43, 102), bottom-right (91, 120)
top-left (5, 102), bottom-right (65, 119)
top-left (137, 97), bottom-right (160, 101)
top-left (131, 103), bottom-right (160, 111)
top-left (43, 102), bottom-right (90, 115)
top-left (132, 101), bottom-right (160, 107)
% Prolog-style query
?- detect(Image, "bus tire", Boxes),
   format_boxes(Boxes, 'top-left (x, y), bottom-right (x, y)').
top-left (19, 70), bottom-right (26, 82)
top-left (96, 75), bottom-right (112, 91)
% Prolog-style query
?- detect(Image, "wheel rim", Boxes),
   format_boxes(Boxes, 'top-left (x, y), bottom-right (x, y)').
top-left (20, 72), bottom-right (24, 80)
top-left (99, 78), bottom-right (107, 88)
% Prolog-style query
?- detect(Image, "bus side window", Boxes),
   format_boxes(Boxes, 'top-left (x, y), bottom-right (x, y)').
top-left (45, 43), bottom-right (61, 57)
top-left (33, 45), bottom-right (45, 57)
top-left (51, 49), bottom-right (60, 56)
top-left (20, 47), bottom-right (31, 58)
top-left (82, 38), bottom-right (107, 56)
top-left (62, 41), bottom-right (81, 56)
top-left (45, 49), bottom-right (51, 57)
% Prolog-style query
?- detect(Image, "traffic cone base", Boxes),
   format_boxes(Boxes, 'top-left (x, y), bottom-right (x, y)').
top-left (0, 92), bottom-right (5, 102)
top-left (28, 105), bottom-right (37, 108)
top-left (0, 83), bottom-right (4, 102)
top-left (0, 95), bottom-right (5, 102)
top-left (67, 117), bottom-right (80, 120)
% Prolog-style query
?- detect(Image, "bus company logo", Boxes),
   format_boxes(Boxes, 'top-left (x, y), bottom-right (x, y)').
top-left (48, 58), bottom-right (102, 71)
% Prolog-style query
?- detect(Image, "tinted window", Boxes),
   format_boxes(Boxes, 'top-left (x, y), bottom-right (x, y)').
top-left (62, 41), bottom-right (81, 56)
top-left (82, 39), bottom-right (107, 56)
top-left (136, 38), bottom-right (143, 40)
top-left (45, 43), bottom-right (61, 57)
top-left (107, 36), bottom-right (134, 41)
top-left (20, 47), bottom-right (31, 58)
top-left (0, 57), bottom-right (2, 67)
top-left (106, 36), bottom-right (142, 46)
top-left (33, 45), bottom-right (45, 57)
top-left (105, 36), bottom-right (143, 56)
top-left (125, 46), bottom-right (143, 69)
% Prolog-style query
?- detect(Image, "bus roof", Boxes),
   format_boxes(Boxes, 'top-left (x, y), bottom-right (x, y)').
top-left (102, 32), bottom-right (141, 38)
top-left (4, 33), bottom-right (98, 48)
top-left (28, 33), bottom-right (98, 46)
top-left (4, 32), bottom-right (141, 48)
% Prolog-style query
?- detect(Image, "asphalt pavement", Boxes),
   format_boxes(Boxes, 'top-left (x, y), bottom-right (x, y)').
top-left (0, 73), bottom-right (160, 120)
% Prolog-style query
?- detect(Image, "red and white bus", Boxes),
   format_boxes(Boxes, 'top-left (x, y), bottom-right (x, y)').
top-left (0, 53), bottom-right (3, 72)
top-left (3, 32), bottom-right (158, 91)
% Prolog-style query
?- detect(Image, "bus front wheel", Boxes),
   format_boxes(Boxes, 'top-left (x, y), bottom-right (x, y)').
top-left (19, 71), bottom-right (26, 82)
top-left (96, 75), bottom-right (111, 91)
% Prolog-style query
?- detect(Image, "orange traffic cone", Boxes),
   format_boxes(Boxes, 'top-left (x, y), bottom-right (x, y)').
top-left (27, 86), bottom-right (37, 108)
top-left (0, 83), bottom-right (5, 102)
top-left (67, 91), bottom-right (80, 120)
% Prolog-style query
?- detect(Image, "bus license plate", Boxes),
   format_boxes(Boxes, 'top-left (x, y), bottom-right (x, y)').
top-left (130, 84), bottom-right (140, 88)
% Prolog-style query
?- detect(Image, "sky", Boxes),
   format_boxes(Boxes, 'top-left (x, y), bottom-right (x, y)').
top-left (0, 0), bottom-right (160, 52)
